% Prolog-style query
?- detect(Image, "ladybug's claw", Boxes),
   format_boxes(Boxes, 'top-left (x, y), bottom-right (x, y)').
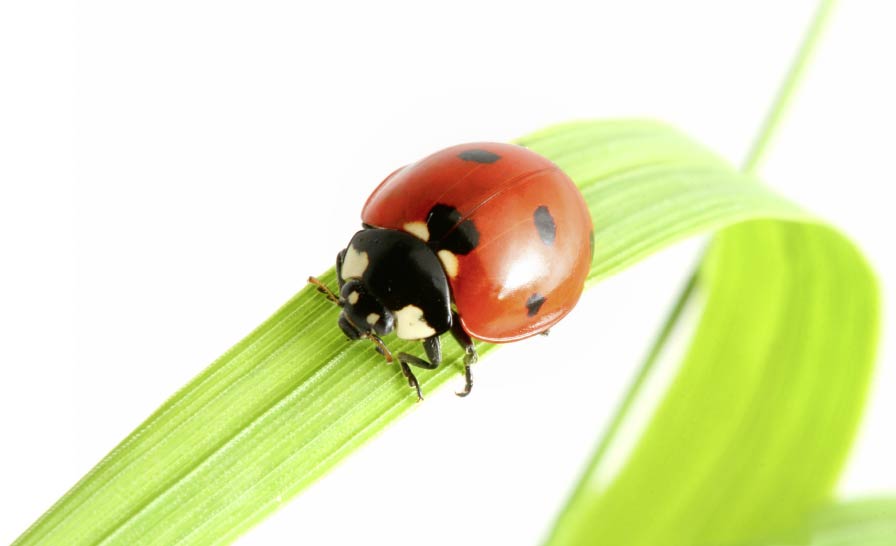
top-left (396, 360), bottom-right (424, 401)
top-left (411, 380), bottom-right (424, 402)
top-left (396, 351), bottom-right (439, 401)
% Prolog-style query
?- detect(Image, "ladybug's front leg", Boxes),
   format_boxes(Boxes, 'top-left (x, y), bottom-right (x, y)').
top-left (335, 249), bottom-right (347, 289)
top-left (450, 311), bottom-right (477, 397)
top-left (396, 335), bottom-right (441, 401)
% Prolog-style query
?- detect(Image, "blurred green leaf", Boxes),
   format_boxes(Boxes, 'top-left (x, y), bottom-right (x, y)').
top-left (13, 120), bottom-right (878, 545)
top-left (746, 498), bottom-right (896, 545)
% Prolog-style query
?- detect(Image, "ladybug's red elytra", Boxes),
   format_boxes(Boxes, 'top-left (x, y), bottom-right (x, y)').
top-left (309, 142), bottom-right (593, 400)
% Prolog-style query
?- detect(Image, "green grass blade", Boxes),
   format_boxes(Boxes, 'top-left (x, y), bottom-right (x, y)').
top-left (745, 498), bottom-right (896, 545)
top-left (806, 498), bottom-right (896, 546)
top-left (741, 0), bottom-right (838, 173)
top-left (13, 120), bottom-right (878, 545)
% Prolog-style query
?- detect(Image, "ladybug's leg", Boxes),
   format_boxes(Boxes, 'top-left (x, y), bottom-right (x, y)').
top-left (449, 311), bottom-right (477, 397)
top-left (395, 360), bottom-right (424, 402)
top-left (335, 249), bottom-right (347, 289)
top-left (338, 315), bottom-right (397, 366)
top-left (396, 335), bottom-right (441, 401)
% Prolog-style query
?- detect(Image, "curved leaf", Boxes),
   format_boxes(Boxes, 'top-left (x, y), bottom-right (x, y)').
top-left (13, 120), bottom-right (878, 545)
top-left (747, 498), bottom-right (896, 545)
top-left (541, 217), bottom-right (879, 545)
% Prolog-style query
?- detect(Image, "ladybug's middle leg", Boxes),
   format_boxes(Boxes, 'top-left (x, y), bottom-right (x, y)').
top-left (396, 335), bottom-right (441, 401)
top-left (450, 311), bottom-right (477, 397)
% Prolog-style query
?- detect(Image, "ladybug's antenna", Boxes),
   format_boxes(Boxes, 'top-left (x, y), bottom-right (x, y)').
top-left (308, 276), bottom-right (342, 306)
top-left (308, 276), bottom-right (395, 363)
top-left (365, 333), bottom-right (394, 363)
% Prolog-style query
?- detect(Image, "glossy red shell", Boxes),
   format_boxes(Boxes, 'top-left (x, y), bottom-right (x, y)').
top-left (362, 142), bottom-right (593, 343)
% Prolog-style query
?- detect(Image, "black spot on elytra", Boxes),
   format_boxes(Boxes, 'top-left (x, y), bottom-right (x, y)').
top-left (458, 149), bottom-right (501, 164)
top-left (534, 206), bottom-right (556, 245)
top-left (426, 203), bottom-right (480, 255)
top-left (526, 293), bottom-right (546, 317)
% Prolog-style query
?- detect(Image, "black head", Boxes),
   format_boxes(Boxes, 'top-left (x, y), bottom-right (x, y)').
top-left (338, 279), bottom-right (395, 339)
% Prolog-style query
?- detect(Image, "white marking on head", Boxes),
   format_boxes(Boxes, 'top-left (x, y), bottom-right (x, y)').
top-left (347, 291), bottom-right (359, 305)
top-left (437, 249), bottom-right (459, 278)
top-left (341, 244), bottom-right (369, 280)
top-left (366, 312), bottom-right (381, 325)
top-left (403, 221), bottom-right (430, 241)
top-left (394, 304), bottom-right (436, 340)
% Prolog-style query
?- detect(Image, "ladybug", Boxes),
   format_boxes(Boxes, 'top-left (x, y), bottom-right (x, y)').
top-left (309, 142), bottom-right (593, 400)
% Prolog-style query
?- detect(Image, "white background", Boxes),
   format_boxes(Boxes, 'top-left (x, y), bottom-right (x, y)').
top-left (2, 1), bottom-right (895, 544)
